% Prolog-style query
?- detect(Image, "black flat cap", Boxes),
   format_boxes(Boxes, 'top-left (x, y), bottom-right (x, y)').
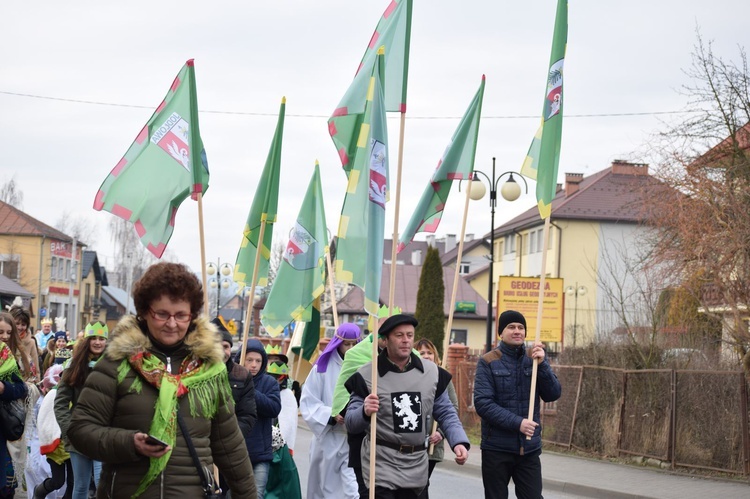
top-left (379, 314), bottom-right (419, 336)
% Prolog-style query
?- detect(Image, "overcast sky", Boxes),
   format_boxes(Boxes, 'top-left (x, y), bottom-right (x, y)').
top-left (2, 0), bottom-right (747, 278)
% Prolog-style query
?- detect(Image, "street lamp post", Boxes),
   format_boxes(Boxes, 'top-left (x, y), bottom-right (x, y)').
top-left (565, 283), bottom-right (587, 347)
top-left (206, 260), bottom-right (233, 320)
top-left (467, 158), bottom-right (528, 353)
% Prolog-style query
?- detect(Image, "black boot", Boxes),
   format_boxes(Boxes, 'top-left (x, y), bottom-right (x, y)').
top-left (33, 480), bottom-right (52, 499)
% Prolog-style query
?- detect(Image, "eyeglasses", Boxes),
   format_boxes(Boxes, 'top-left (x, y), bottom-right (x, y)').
top-left (148, 309), bottom-right (193, 323)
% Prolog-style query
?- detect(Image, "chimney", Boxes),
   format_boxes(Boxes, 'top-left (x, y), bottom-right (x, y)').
top-left (426, 234), bottom-right (436, 247)
top-left (411, 249), bottom-right (422, 266)
top-left (465, 233), bottom-right (474, 242)
top-left (611, 159), bottom-right (649, 176)
top-left (565, 173), bottom-right (584, 197)
top-left (445, 234), bottom-right (457, 253)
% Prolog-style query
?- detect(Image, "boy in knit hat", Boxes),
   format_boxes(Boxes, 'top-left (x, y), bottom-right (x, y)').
top-left (242, 339), bottom-right (280, 498)
top-left (473, 310), bottom-right (562, 499)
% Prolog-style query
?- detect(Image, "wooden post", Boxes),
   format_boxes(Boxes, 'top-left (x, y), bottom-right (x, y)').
top-left (326, 249), bottom-right (339, 330)
top-left (368, 321), bottom-right (380, 499)
top-left (441, 177), bottom-right (474, 365)
top-left (388, 112), bottom-right (407, 312)
top-left (526, 216), bottom-right (551, 439)
top-left (197, 194), bottom-right (209, 316)
top-left (239, 220), bottom-right (267, 367)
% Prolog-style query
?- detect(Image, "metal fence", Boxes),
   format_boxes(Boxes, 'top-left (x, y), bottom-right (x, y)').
top-left (453, 361), bottom-right (750, 476)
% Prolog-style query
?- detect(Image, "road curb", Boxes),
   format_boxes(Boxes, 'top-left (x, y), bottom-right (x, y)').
top-left (543, 479), bottom-right (660, 499)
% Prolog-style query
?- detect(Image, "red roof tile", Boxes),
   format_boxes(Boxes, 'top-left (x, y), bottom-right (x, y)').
top-left (0, 200), bottom-right (73, 242)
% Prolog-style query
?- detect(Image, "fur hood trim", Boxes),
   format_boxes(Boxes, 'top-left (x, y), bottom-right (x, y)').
top-left (106, 315), bottom-right (223, 365)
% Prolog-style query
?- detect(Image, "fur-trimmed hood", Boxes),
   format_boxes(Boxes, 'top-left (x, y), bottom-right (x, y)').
top-left (106, 315), bottom-right (223, 365)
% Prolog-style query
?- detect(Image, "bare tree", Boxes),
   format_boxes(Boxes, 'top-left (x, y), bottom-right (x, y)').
top-left (265, 234), bottom-right (287, 293)
top-left (0, 175), bottom-right (24, 209)
top-left (108, 217), bottom-right (158, 289)
top-left (55, 212), bottom-right (99, 247)
top-left (642, 34), bottom-right (750, 364)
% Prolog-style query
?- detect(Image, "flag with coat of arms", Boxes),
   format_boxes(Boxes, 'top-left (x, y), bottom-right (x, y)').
top-left (261, 162), bottom-right (328, 337)
top-left (93, 60), bottom-right (209, 258)
top-left (336, 48), bottom-right (388, 316)
top-left (520, 0), bottom-right (568, 219)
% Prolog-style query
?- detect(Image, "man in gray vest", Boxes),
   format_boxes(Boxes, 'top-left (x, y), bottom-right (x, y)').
top-left (344, 314), bottom-right (470, 498)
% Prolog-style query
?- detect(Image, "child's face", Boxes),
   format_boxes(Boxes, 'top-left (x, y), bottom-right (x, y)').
top-left (56, 338), bottom-right (67, 349)
top-left (245, 352), bottom-right (263, 376)
top-left (0, 320), bottom-right (12, 344)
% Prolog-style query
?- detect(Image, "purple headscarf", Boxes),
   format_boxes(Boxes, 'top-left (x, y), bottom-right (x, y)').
top-left (314, 322), bottom-right (362, 373)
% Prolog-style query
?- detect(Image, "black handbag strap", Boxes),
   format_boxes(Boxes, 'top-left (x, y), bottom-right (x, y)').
top-left (175, 408), bottom-right (212, 493)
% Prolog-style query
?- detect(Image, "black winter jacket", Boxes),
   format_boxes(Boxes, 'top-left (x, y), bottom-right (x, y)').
top-left (473, 341), bottom-right (561, 455)
top-left (226, 358), bottom-right (257, 439)
top-left (243, 339), bottom-right (281, 465)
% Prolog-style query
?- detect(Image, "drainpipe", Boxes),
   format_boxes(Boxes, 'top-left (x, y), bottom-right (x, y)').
top-left (549, 220), bottom-right (563, 277)
top-left (512, 228), bottom-right (523, 276)
top-left (37, 235), bottom-right (46, 329)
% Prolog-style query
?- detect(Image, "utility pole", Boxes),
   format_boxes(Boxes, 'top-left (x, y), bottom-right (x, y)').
top-left (67, 238), bottom-right (77, 334)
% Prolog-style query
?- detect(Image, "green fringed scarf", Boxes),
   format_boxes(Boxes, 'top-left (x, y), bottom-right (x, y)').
top-left (0, 342), bottom-right (22, 381)
top-left (117, 350), bottom-right (231, 498)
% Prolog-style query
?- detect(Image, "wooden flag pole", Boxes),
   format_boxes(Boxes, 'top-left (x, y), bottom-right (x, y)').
top-left (368, 319), bottom-right (381, 499)
top-left (289, 320), bottom-right (304, 380)
top-left (388, 112), bottom-right (407, 312)
top-left (430, 177), bottom-right (474, 454)
top-left (239, 219), bottom-right (267, 367)
top-left (526, 216), bottom-right (552, 440)
top-left (197, 194), bottom-right (210, 316)
top-left (441, 177), bottom-right (474, 365)
top-left (197, 193), bottom-right (221, 487)
top-left (325, 249), bottom-right (340, 330)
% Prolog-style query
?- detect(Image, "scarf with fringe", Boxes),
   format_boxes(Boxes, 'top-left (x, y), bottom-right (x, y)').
top-left (117, 350), bottom-right (231, 498)
top-left (0, 342), bottom-right (21, 381)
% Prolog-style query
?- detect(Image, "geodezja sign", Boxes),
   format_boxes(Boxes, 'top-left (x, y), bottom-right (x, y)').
top-left (497, 277), bottom-right (564, 342)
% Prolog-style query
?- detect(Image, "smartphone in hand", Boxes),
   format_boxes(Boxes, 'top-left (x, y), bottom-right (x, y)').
top-left (145, 435), bottom-right (168, 448)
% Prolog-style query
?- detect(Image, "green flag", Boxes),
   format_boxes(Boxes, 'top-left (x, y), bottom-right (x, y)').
top-left (93, 60), bottom-right (209, 258)
top-left (520, 0), bottom-right (568, 219)
top-left (234, 98), bottom-right (285, 288)
top-left (335, 49), bottom-right (388, 316)
top-left (398, 76), bottom-right (485, 252)
top-left (291, 298), bottom-right (322, 362)
top-left (261, 162), bottom-right (328, 336)
top-left (328, 0), bottom-right (412, 173)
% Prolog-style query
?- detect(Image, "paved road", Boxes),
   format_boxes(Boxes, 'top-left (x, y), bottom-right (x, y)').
top-left (295, 423), bottom-right (580, 498)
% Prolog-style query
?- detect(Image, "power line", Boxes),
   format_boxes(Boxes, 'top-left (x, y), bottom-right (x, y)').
top-left (0, 90), bottom-right (699, 120)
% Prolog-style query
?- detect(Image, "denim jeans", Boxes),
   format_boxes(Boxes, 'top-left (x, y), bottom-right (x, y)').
top-left (69, 451), bottom-right (102, 499)
top-left (252, 461), bottom-right (270, 499)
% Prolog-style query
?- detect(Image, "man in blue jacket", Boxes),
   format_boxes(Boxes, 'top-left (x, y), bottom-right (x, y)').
top-left (474, 310), bottom-right (561, 499)
top-left (242, 339), bottom-right (281, 499)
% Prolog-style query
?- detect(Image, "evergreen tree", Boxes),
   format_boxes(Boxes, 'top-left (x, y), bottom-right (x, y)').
top-left (414, 246), bottom-right (446, 358)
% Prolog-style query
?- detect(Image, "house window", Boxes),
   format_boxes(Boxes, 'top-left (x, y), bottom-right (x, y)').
top-left (51, 258), bottom-right (58, 281)
top-left (530, 230), bottom-right (537, 253)
top-left (0, 256), bottom-right (20, 280)
top-left (50, 303), bottom-right (60, 320)
top-left (65, 259), bottom-right (71, 281)
top-left (85, 283), bottom-right (91, 309)
top-left (504, 234), bottom-right (517, 255)
top-left (459, 262), bottom-right (470, 275)
top-left (537, 230), bottom-right (544, 253)
top-left (450, 329), bottom-right (468, 345)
